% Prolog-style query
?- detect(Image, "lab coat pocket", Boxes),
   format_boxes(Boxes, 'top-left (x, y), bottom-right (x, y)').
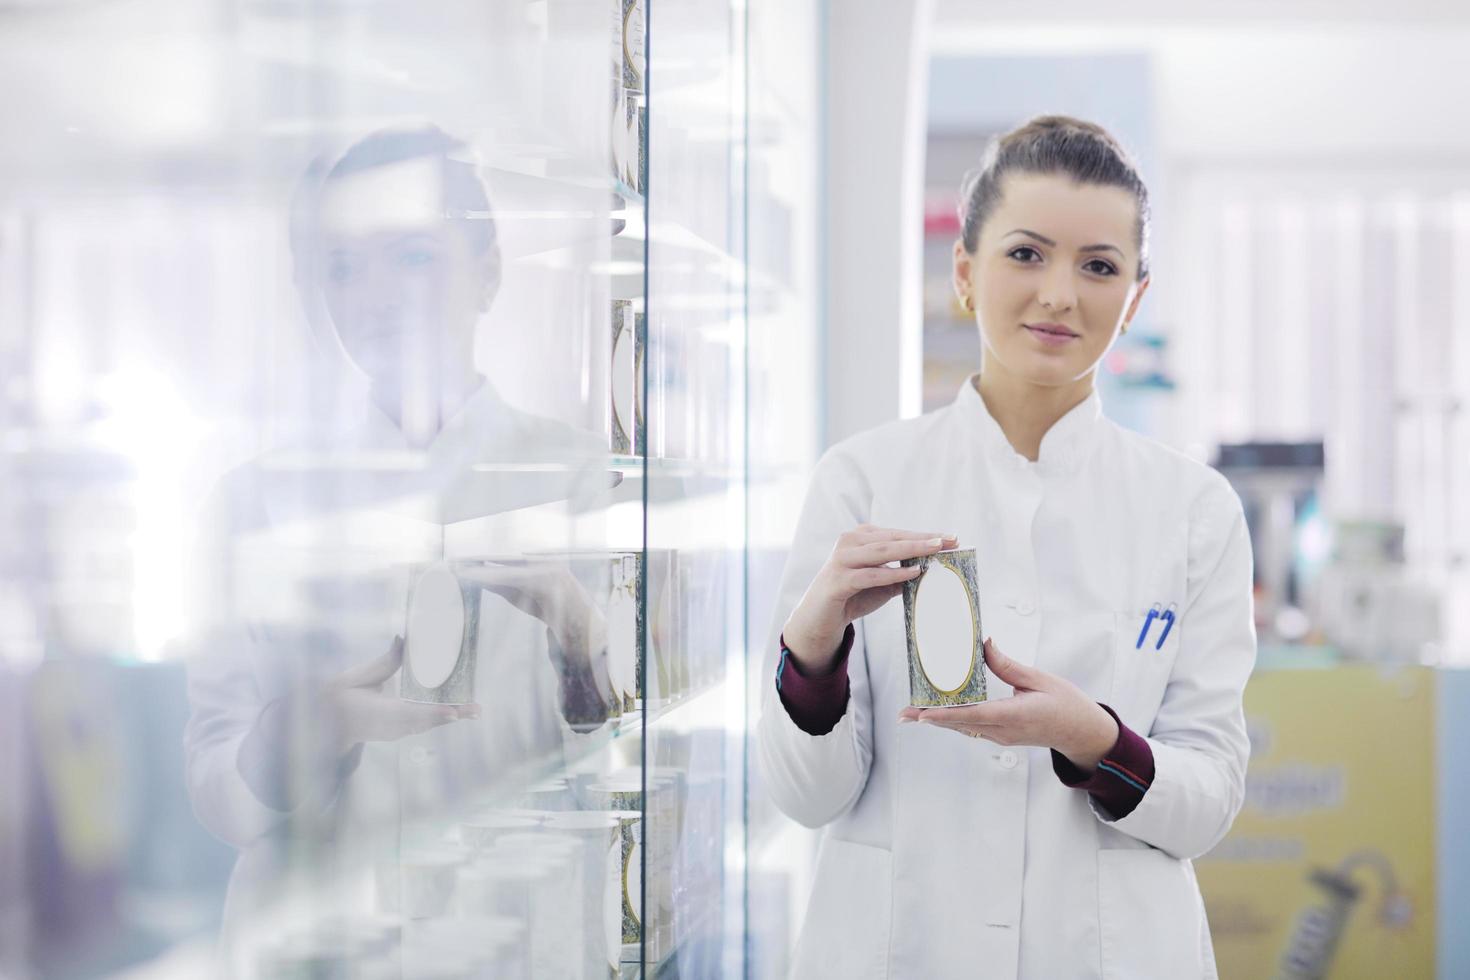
top-left (1110, 610), bottom-right (1178, 736)
top-left (1097, 848), bottom-right (1206, 979)
top-left (791, 837), bottom-right (891, 980)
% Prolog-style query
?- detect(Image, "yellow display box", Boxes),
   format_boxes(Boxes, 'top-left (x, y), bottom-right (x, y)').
top-left (1196, 665), bottom-right (1435, 979)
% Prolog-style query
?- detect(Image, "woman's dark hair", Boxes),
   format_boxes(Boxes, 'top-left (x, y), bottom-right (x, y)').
top-left (957, 115), bottom-right (1151, 281)
top-left (290, 125), bottom-right (498, 266)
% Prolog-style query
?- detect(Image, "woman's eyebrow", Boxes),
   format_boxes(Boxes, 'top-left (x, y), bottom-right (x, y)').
top-left (390, 231), bottom-right (443, 247)
top-left (1005, 228), bottom-right (1123, 256)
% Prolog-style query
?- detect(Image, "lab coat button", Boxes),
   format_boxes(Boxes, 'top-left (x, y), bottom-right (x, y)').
top-left (998, 750), bottom-right (1018, 769)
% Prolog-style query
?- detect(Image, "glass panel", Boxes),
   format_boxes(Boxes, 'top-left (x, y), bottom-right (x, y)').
top-left (1, 1), bottom-right (830, 976)
top-left (639, 0), bottom-right (748, 975)
top-left (0, 1), bottom-right (654, 977)
top-left (743, 1), bottom-right (824, 977)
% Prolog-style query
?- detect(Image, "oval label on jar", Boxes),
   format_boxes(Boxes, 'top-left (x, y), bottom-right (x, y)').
top-left (914, 562), bottom-right (975, 694)
top-left (407, 564), bottom-right (465, 690)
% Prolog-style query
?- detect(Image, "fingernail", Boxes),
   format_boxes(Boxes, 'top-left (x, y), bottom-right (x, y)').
top-left (898, 717), bottom-right (914, 725)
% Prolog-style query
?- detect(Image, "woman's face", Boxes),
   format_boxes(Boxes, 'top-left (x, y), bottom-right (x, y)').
top-left (312, 164), bottom-right (496, 390)
top-left (954, 172), bottom-right (1149, 390)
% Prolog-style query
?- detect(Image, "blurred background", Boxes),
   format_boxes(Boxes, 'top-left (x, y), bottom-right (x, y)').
top-left (0, 0), bottom-right (1466, 978)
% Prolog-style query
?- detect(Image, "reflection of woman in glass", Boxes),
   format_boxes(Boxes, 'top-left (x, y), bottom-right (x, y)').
top-left (760, 117), bottom-right (1255, 978)
top-left (184, 127), bottom-right (613, 970)
top-left (302, 127), bottom-right (500, 444)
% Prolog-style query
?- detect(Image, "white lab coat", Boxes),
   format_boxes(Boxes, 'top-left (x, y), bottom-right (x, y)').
top-left (758, 376), bottom-right (1255, 980)
top-left (183, 381), bottom-right (608, 974)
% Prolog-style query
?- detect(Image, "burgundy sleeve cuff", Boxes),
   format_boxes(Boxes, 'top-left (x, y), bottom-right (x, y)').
top-left (1051, 703), bottom-right (1155, 820)
top-left (775, 623), bottom-right (854, 736)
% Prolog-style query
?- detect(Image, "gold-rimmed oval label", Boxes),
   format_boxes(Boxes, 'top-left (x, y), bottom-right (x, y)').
top-left (914, 562), bottom-right (976, 695)
top-left (902, 548), bottom-right (987, 707)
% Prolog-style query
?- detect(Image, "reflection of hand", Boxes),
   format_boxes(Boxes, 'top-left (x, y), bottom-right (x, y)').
top-left (897, 639), bottom-right (1118, 772)
top-left (238, 636), bottom-right (478, 812)
top-left (458, 563), bottom-right (614, 729)
top-left (783, 525), bottom-right (958, 675)
top-left (458, 563), bottom-right (607, 659)
top-left (326, 635), bottom-right (479, 752)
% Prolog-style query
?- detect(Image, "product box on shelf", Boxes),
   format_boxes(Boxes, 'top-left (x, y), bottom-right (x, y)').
top-left (610, 299), bottom-right (644, 455)
top-left (612, 84), bottom-right (630, 188)
top-left (621, 0), bottom-right (644, 95)
top-left (607, 552), bottom-right (643, 712)
top-left (622, 92), bottom-right (641, 190)
top-left (637, 103), bottom-right (648, 196)
top-left (633, 311), bottom-right (647, 455)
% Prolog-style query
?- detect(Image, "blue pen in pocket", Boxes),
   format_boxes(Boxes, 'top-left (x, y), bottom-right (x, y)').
top-left (1154, 603), bottom-right (1178, 651)
top-left (1135, 602), bottom-right (1162, 650)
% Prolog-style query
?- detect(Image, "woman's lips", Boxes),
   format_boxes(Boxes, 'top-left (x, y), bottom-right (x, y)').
top-left (1023, 324), bottom-right (1079, 347)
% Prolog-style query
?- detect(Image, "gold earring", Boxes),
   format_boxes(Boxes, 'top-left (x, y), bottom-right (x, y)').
top-left (962, 296), bottom-right (974, 312)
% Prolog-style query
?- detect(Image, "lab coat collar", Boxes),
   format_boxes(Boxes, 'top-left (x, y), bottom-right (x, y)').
top-left (358, 377), bottom-right (512, 452)
top-left (955, 373), bottom-right (1103, 477)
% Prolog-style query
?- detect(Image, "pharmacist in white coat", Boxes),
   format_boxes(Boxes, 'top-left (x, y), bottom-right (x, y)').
top-left (758, 116), bottom-right (1255, 979)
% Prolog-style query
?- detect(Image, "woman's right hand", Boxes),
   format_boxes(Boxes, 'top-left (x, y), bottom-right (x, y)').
top-left (325, 636), bottom-right (478, 751)
top-left (781, 525), bottom-right (957, 674)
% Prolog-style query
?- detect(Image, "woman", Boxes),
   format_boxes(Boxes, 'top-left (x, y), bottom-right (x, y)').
top-left (758, 116), bottom-right (1254, 979)
top-left (185, 127), bottom-right (614, 975)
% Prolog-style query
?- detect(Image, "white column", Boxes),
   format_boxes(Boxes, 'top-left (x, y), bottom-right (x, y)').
top-left (823, 0), bottom-right (934, 445)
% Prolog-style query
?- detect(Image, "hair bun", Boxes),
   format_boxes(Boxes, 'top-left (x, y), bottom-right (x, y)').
top-left (958, 114), bottom-right (1151, 280)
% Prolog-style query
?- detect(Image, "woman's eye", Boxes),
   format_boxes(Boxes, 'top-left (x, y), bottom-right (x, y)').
top-left (397, 248), bottom-right (440, 269)
top-left (1083, 259), bottom-right (1118, 277)
top-left (1007, 246), bottom-right (1042, 263)
top-left (327, 257), bottom-right (360, 284)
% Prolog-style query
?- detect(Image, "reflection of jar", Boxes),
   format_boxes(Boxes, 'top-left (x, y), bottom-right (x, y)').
top-left (610, 300), bottom-right (635, 454)
top-left (404, 915), bottom-right (527, 979)
top-left (494, 835), bottom-right (581, 975)
top-left (613, 814), bottom-right (643, 949)
top-left (644, 549), bottom-right (686, 701)
top-left (398, 846), bottom-right (469, 920)
top-left (457, 854), bottom-right (560, 977)
top-left (645, 772), bottom-right (681, 960)
top-left (521, 777), bottom-right (573, 812)
top-left (400, 562), bottom-right (480, 706)
top-left (254, 915), bottom-right (405, 979)
top-left (458, 813), bottom-right (537, 852)
top-left (545, 812), bottom-right (625, 976)
top-left (607, 554), bottom-right (642, 711)
top-left (587, 779), bottom-right (644, 952)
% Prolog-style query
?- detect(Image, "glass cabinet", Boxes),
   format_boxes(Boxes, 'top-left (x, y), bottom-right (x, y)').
top-left (0, 1), bottom-right (820, 977)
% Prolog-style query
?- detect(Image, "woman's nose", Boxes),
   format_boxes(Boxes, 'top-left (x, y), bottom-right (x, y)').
top-left (1037, 265), bottom-right (1077, 313)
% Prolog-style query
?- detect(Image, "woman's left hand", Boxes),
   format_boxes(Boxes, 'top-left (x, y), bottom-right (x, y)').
top-left (898, 638), bottom-right (1119, 773)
